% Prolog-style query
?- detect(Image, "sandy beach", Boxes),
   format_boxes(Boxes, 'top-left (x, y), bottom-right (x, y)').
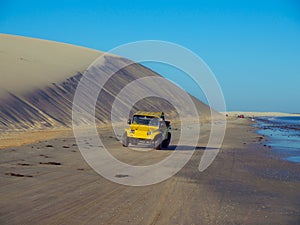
top-left (1, 118), bottom-right (299, 225)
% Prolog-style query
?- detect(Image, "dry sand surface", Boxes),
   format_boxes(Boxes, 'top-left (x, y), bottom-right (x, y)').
top-left (1, 119), bottom-right (300, 225)
top-left (0, 129), bottom-right (73, 149)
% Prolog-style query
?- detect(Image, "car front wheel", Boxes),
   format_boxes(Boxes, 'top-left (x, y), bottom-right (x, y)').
top-left (122, 132), bottom-right (129, 147)
top-left (154, 135), bottom-right (162, 150)
top-left (162, 132), bottom-right (171, 148)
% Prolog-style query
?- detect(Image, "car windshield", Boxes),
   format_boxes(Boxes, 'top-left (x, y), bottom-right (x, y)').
top-left (132, 115), bottom-right (159, 126)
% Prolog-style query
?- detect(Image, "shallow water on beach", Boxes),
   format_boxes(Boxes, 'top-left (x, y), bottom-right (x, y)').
top-left (255, 116), bottom-right (300, 163)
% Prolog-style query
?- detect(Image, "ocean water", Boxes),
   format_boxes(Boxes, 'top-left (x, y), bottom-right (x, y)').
top-left (255, 116), bottom-right (300, 163)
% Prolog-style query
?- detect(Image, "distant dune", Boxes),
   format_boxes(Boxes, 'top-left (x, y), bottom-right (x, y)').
top-left (0, 34), bottom-right (211, 130)
top-left (226, 111), bottom-right (300, 118)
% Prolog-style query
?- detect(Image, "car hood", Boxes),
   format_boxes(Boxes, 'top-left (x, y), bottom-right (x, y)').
top-left (129, 124), bottom-right (158, 131)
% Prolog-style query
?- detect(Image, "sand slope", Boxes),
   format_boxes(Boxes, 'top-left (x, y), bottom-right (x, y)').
top-left (0, 34), bottom-right (102, 95)
top-left (0, 34), bottom-right (211, 130)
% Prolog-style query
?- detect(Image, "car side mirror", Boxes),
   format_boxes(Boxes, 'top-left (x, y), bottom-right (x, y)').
top-left (127, 119), bottom-right (131, 125)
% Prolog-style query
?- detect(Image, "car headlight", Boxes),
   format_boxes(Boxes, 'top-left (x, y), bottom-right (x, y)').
top-left (147, 131), bottom-right (152, 135)
top-left (130, 130), bottom-right (135, 134)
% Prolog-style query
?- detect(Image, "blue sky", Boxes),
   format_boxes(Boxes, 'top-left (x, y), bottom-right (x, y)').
top-left (1, 0), bottom-right (300, 112)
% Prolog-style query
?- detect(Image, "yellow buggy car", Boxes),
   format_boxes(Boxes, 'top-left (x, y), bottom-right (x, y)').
top-left (122, 111), bottom-right (171, 150)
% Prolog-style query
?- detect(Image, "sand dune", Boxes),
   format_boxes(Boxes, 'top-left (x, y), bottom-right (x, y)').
top-left (0, 34), bottom-right (211, 130)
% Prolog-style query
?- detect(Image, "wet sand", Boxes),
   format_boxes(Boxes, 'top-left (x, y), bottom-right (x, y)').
top-left (1, 119), bottom-right (300, 224)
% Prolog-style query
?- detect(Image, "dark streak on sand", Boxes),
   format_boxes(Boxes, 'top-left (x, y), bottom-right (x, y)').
top-left (39, 162), bottom-right (61, 166)
top-left (5, 172), bottom-right (33, 178)
top-left (17, 163), bottom-right (31, 166)
top-left (115, 174), bottom-right (130, 178)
